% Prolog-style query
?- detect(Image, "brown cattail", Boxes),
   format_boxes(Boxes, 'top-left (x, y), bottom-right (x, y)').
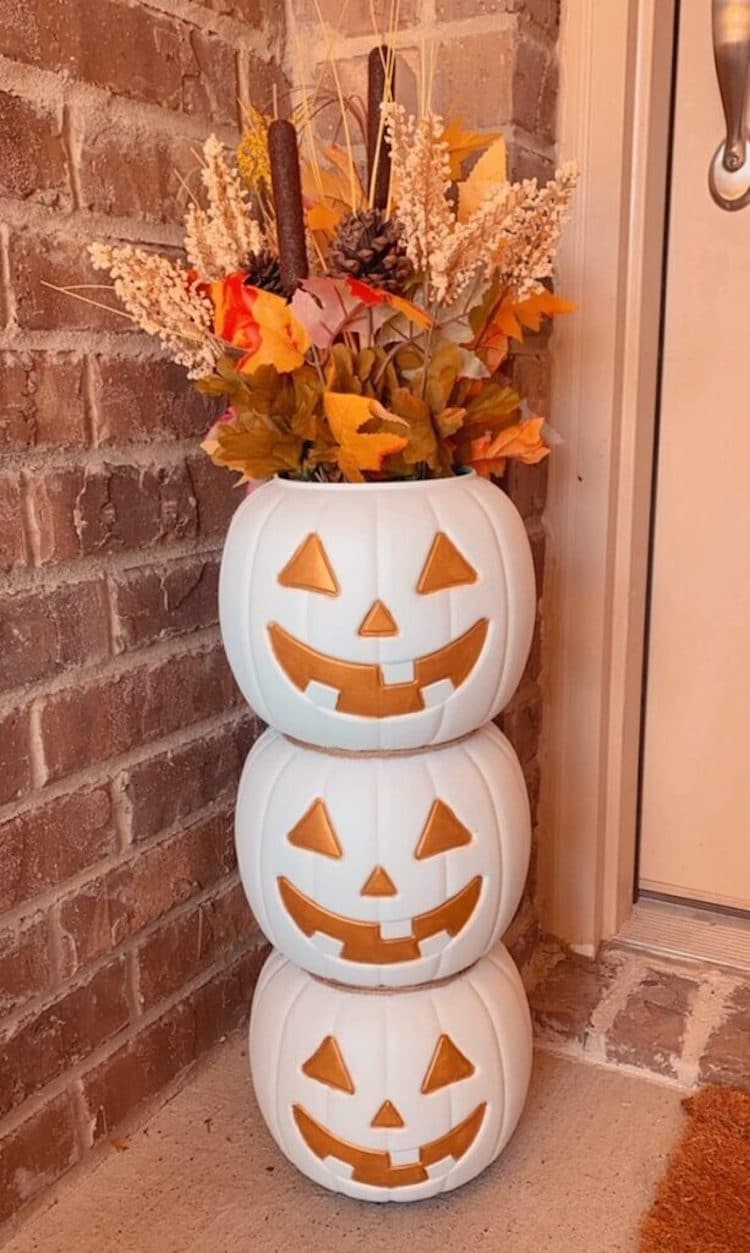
top-left (367, 45), bottom-right (395, 212)
top-left (268, 118), bottom-right (309, 294)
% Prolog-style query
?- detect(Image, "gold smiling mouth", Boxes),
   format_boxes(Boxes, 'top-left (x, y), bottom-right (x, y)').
top-left (278, 876), bottom-right (482, 964)
top-left (268, 619), bottom-right (489, 718)
top-left (293, 1103), bottom-right (486, 1188)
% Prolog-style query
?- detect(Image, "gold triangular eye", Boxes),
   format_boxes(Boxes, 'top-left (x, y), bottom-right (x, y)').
top-left (302, 1036), bottom-right (355, 1093)
top-left (415, 800), bottom-right (473, 859)
top-left (278, 533), bottom-right (339, 596)
top-left (417, 533), bottom-right (478, 594)
top-left (288, 799), bottom-right (342, 858)
top-left (421, 1034), bottom-right (475, 1093)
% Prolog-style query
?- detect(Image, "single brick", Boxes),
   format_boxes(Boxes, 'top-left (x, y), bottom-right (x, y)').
top-left (9, 233), bottom-right (127, 333)
top-left (435, 32), bottom-right (515, 126)
top-left (124, 718), bottom-right (255, 841)
top-left (76, 122), bottom-right (195, 225)
top-left (110, 555), bottom-right (219, 653)
top-left (0, 914), bottom-right (51, 1016)
top-left (699, 984), bottom-right (750, 1091)
top-left (606, 970), bottom-right (698, 1078)
top-left (55, 808), bottom-right (236, 975)
top-left (136, 880), bottom-right (255, 1010)
top-left (0, 579), bottom-right (110, 693)
top-left (0, 1092), bottom-right (79, 1226)
top-left (38, 644), bottom-right (240, 783)
top-left (185, 454), bottom-right (240, 539)
top-left (181, 28), bottom-right (238, 129)
top-left (0, 707), bottom-right (32, 807)
top-left (0, 786), bottom-right (115, 912)
top-left (0, 959), bottom-right (129, 1119)
top-left (90, 357), bottom-right (214, 447)
top-left (0, 352), bottom-right (87, 450)
top-left (0, 473), bottom-right (28, 572)
top-left (26, 462), bottom-right (198, 565)
top-left (0, 91), bottom-right (70, 206)
top-left (530, 951), bottom-right (617, 1043)
top-left (513, 36), bottom-right (557, 142)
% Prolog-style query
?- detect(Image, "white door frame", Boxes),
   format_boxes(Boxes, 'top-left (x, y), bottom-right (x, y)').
top-left (537, 0), bottom-right (678, 954)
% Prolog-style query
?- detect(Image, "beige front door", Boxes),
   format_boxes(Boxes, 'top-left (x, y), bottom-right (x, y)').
top-left (639, 0), bottom-right (750, 912)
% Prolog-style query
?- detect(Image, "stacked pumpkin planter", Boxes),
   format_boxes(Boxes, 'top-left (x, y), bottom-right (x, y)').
top-left (220, 471), bottom-right (536, 1202)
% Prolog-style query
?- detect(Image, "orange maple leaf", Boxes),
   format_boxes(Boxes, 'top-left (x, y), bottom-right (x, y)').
top-left (466, 416), bottom-right (550, 478)
top-left (491, 291), bottom-right (576, 341)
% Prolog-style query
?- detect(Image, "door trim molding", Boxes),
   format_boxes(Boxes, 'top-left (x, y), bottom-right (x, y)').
top-left (537, 0), bottom-right (677, 953)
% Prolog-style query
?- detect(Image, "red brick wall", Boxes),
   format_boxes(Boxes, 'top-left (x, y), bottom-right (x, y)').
top-left (0, 0), bottom-right (284, 1226)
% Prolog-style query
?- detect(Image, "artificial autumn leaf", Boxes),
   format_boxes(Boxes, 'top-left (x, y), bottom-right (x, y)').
top-left (464, 416), bottom-right (550, 477)
top-left (458, 135), bottom-right (508, 222)
top-left (435, 406), bottom-right (466, 438)
top-left (388, 387), bottom-right (441, 470)
top-left (443, 119), bottom-right (502, 182)
top-left (207, 276), bottom-right (310, 373)
top-left (203, 414), bottom-right (304, 482)
top-left (421, 342), bottom-right (462, 415)
top-left (323, 392), bottom-right (408, 482)
top-left (464, 380), bottom-right (522, 428)
top-left (490, 291), bottom-right (576, 341)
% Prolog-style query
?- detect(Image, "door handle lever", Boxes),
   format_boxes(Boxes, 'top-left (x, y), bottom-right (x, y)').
top-left (710, 0), bottom-right (750, 209)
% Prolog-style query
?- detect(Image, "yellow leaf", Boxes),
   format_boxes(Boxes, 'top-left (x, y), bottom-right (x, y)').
top-left (323, 392), bottom-right (408, 481)
top-left (443, 120), bottom-right (502, 182)
top-left (458, 136), bottom-right (507, 222)
top-left (307, 202), bottom-right (342, 233)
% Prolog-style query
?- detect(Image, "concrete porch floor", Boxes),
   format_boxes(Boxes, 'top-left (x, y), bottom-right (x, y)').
top-left (2, 1036), bottom-right (685, 1253)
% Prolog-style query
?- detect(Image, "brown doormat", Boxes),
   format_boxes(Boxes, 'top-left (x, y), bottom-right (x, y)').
top-left (639, 1085), bottom-right (750, 1252)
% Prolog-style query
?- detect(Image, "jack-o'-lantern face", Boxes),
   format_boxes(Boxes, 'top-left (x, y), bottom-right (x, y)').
top-left (249, 946), bottom-right (533, 1201)
top-left (294, 1032), bottom-right (484, 1189)
top-left (219, 476), bottom-right (535, 750)
top-left (236, 726), bottom-right (531, 988)
top-left (277, 796), bottom-right (482, 966)
top-left (270, 531), bottom-right (488, 720)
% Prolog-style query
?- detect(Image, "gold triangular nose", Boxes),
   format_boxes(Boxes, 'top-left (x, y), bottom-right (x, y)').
top-left (358, 599), bottom-right (399, 637)
top-left (371, 1100), bottom-right (405, 1128)
top-left (360, 865), bottom-right (397, 896)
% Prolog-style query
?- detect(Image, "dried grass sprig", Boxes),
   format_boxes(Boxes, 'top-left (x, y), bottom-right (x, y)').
top-left (89, 243), bottom-right (220, 378)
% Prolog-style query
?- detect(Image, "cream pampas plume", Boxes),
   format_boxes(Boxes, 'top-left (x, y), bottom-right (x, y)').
top-left (184, 134), bottom-right (264, 280)
top-left (89, 243), bottom-right (219, 379)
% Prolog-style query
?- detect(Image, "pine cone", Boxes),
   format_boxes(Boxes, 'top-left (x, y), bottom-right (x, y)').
top-left (243, 249), bottom-right (284, 296)
top-left (329, 210), bottom-right (414, 293)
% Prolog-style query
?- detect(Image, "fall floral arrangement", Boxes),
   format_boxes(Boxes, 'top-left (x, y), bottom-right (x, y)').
top-left (87, 46), bottom-right (577, 485)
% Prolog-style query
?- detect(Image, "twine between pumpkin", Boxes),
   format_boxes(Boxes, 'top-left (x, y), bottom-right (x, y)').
top-left (282, 730), bottom-right (476, 759)
top-left (310, 964), bottom-right (478, 996)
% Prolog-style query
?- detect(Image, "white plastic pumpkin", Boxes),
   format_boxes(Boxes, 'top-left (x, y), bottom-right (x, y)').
top-left (236, 724), bottom-right (530, 987)
top-left (249, 943), bottom-right (532, 1202)
top-left (219, 473), bottom-right (535, 750)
